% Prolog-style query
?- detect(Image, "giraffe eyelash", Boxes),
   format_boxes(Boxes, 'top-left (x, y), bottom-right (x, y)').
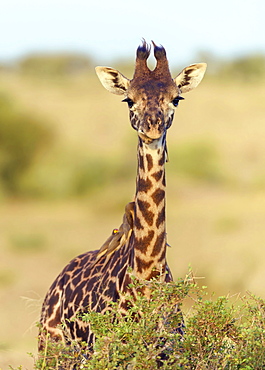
top-left (172, 96), bottom-right (185, 107)
top-left (122, 97), bottom-right (134, 109)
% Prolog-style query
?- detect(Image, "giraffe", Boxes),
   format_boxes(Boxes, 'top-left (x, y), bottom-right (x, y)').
top-left (38, 41), bottom-right (206, 356)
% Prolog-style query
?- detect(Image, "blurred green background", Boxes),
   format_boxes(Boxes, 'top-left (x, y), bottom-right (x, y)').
top-left (1, 0), bottom-right (265, 368)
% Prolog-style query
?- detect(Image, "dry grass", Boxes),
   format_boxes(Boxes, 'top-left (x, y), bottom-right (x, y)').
top-left (0, 70), bottom-right (265, 368)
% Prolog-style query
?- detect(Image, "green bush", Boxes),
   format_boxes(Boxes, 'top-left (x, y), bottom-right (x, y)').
top-left (36, 274), bottom-right (187, 370)
top-left (0, 93), bottom-right (52, 195)
top-left (35, 274), bottom-right (265, 370)
top-left (18, 53), bottom-right (93, 76)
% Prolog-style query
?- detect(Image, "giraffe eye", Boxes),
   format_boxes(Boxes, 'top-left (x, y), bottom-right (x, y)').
top-left (122, 98), bottom-right (134, 109)
top-left (172, 96), bottom-right (184, 107)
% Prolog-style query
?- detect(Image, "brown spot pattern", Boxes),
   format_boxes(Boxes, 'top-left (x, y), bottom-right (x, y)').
top-left (151, 232), bottom-right (166, 257)
top-left (152, 170), bottom-right (163, 182)
top-left (156, 206), bottom-right (165, 228)
top-left (134, 230), bottom-right (155, 250)
top-left (138, 177), bottom-right (152, 193)
top-left (135, 257), bottom-right (154, 273)
top-left (151, 188), bottom-right (165, 206)
top-left (137, 199), bottom-right (154, 226)
top-left (146, 154), bottom-right (153, 171)
top-left (158, 156), bottom-right (165, 166)
top-left (135, 215), bottom-right (144, 230)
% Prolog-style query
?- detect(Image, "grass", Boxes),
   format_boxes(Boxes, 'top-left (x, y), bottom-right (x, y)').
top-left (0, 69), bottom-right (265, 368)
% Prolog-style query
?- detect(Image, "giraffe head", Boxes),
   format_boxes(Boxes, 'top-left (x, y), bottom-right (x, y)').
top-left (96, 41), bottom-right (206, 144)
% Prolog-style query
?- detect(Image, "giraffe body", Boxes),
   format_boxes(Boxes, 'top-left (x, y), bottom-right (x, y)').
top-left (39, 41), bottom-right (206, 352)
top-left (39, 228), bottom-right (134, 348)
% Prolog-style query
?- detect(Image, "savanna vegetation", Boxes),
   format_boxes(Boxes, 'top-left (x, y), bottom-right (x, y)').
top-left (1, 52), bottom-right (265, 369)
top-left (35, 276), bottom-right (265, 369)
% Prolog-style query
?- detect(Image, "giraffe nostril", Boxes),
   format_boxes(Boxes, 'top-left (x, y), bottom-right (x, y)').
top-left (146, 115), bottom-right (161, 127)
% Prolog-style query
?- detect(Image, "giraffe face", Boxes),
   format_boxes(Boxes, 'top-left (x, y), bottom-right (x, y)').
top-left (123, 78), bottom-right (179, 143)
top-left (95, 42), bottom-right (206, 144)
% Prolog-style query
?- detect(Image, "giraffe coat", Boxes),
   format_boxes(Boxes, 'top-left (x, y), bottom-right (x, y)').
top-left (39, 41), bottom-right (206, 352)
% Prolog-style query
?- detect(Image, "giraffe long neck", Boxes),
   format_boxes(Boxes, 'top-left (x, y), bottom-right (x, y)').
top-left (133, 134), bottom-right (167, 280)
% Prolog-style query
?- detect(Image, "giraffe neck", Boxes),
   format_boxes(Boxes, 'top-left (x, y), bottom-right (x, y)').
top-left (133, 134), bottom-right (167, 280)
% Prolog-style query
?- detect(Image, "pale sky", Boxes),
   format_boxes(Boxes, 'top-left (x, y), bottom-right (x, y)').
top-left (1, 0), bottom-right (265, 66)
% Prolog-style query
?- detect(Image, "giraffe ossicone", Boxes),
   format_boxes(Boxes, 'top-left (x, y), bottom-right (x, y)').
top-left (38, 41), bottom-right (206, 356)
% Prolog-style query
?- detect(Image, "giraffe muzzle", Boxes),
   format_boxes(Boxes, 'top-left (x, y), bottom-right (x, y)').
top-left (137, 128), bottom-right (164, 144)
top-left (138, 117), bottom-right (165, 143)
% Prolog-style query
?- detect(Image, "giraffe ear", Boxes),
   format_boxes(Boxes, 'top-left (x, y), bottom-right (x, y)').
top-left (174, 63), bottom-right (207, 93)
top-left (95, 66), bottom-right (130, 95)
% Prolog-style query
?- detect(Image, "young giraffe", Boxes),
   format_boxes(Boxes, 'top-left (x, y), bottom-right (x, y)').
top-left (39, 41), bottom-right (206, 352)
